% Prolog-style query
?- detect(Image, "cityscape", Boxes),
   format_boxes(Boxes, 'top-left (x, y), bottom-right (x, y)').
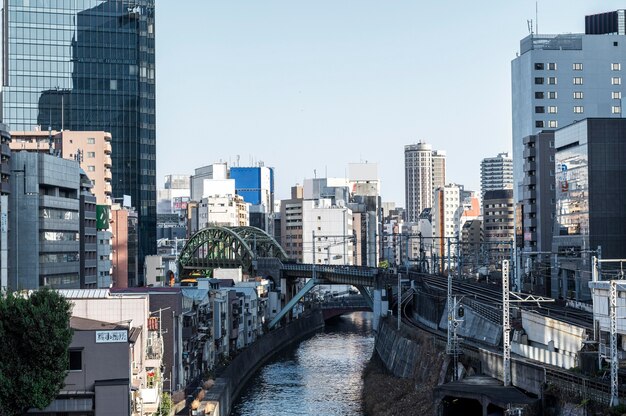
top-left (2, 2), bottom-right (626, 416)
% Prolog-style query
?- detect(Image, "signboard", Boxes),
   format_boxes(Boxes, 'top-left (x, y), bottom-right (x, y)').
top-left (96, 330), bottom-right (128, 343)
top-left (96, 205), bottom-right (110, 230)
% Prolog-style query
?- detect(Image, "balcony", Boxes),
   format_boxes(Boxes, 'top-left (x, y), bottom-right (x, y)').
top-left (523, 176), bottom-right (536, 186)
top-left (524, 189), bottom-right (537, 200)
top-left (523, 161), bottom-right (537, 172)
top-left (104, 156), bottom-right (112, 167)
top-left (104, 170), bottom-right (112, 181)
top-left (104, 183), bottom-right (112, 194)
top-left (104, 142), bottom-right (112, 154)
top-left (523, 147), bottom-right (536, 158)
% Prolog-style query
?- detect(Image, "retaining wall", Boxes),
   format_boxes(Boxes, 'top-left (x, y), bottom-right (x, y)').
top-left (199, 309), bottom-right (325, 416)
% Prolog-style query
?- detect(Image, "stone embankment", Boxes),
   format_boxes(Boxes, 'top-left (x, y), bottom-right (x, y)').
top-left (187, 309), bottom-right (325, 416)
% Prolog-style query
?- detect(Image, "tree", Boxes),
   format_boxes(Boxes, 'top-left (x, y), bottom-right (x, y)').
top-left (0, 289), bottom-right (73, 416)
top-left (158, 392), bottom-right (173, 416)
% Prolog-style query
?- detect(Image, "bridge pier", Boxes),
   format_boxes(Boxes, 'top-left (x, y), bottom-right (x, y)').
top-left (372, 289), bottom-right (389, 331)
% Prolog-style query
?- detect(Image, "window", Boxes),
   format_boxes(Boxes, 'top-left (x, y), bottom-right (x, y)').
top-left (548, 106), bottom-right (558, 114)
top-left (109, 79), bottom-right (117, 90)
top-left (535, 91), bottom-right (544, 99)
top-left (572, 63), bottom-right (583, 70)
top-left (534, 77), bottom-right (544, 85)
top-left (573, 106), bottom-right (584, 113)
top-left (69, 350), bottom-right (82, 371)
top-left (535, 106), bottom-right (545, 113)
top-left (573, 77), bottom-right (583, 85)
top-left (612, 106), bottom-right (622, 114)
top-left (548, 120), bottom-right (558, 128)
top-left (548, 63), bottom-right (557, 70)
top-left (86, 151), bottom-right (95, 158)
top-left (612, 77), bottom-right (621, 85)
top-left (613, 91), bottom-right (622, 99)
top-left (87, 166), bottom-right (95, 172)
top-left (612, 63), bottom-right (621, 71)
top-left (548, 91), bottom-right (558, 99)
top-left (87, 138), bottom-right (95, 144)
top-left (534, 63), bottom-right (544, 70)
top-left (548, 77), bottom-right (557, 85)
top-left (535, 120), bottom-right (544, 128)
top-left (573, 91), bottom-right (584, 99)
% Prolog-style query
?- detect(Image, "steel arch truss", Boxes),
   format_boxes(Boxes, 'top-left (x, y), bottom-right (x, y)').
top-left (178, 226), bottom-right (287, 278)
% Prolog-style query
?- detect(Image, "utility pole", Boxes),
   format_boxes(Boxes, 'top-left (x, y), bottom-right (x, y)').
top-left (447, 240), bottom-right (453, 354)
top-left (501, 260), bottom-right (554, 387)
top-left (610, 280), bottom-right (619, 407)
top-left (398, 233), bottom-right (402, 330)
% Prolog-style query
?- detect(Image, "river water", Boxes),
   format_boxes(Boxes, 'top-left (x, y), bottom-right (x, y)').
top-left (231, 312), bottom-right (374, 416)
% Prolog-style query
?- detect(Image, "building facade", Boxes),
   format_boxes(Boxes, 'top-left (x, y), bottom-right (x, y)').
top-left (480, 152), bottom-right (513, 199)
top-left (0, 125), bottom-right (9, 293)
top-left (405, 142), bottom-right (433, 222)
top-left (432, 184), bottom-right (460, 264)
top-left (483, 189), bottom-right (515, 269)
top-left (552, 118), bottom-right (626, 301)
top-left (9, 151), bottom-right (82, 290)
top-left (111, 204), bottom-right (139, 288)
top-left (511, 10), bottom-right (626, 201)
top-left (1, 0), bottom-right (157, 278)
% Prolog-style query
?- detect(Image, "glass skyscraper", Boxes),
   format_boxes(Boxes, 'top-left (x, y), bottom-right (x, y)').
top-left (1, 0), bottom-right (156, 277)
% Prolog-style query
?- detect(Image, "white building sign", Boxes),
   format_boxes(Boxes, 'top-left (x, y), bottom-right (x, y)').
top-left (96, 330), bottom-right (128, 343)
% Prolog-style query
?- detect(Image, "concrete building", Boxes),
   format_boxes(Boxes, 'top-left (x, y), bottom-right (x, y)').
top-left (405, 142), bottom-right (433, 222)
top-left (433, 184), bottom-right (460, 265)
top-left (303, 177), bottom-right (350, 206)
top-left (480, 152), bottom-right (513, 199)
top-left (9, 130), bottom-right (114, 205)
top-left (405, 142), bottom-right (446, 223)
top-left (9, 152), bottom-right (83, 290)
top-left (461, 220), bottom-right (483, 276)
top-left (281, 186), bottom-right (305, 261)
top-left (432, 150), bottom-right (447, 196)
top-left (483, 189), bottom-right (515, 269)
top-left (79, 172), bottom-right (98, 288)
top-left (28, 316), bottom-right (133, 415)
top-left (511, 10), bottom-right (626, 201)
top-left (588, 280), bottom-right (626, 360)
top-left (0, 125), bottom-right (10, 293)
top-left (60, 289), bottom-right (163, 414)
top-left (157, 174), bottom-right (190, 215)
top-left (348, 163), bottom-right (381, 267)
top-left (190, 163), bottom-right (229, 202)
top-left (196, 194), bottom-right (249, 228)
top-left (552, 118), bottom-right (626, 302)
top-left (111, 203), bottom-right (139, 288)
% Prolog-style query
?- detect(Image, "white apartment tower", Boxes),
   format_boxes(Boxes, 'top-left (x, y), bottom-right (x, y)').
top-left (511, 10), bottom-right (626, 201)
top-left (405, 142), bottom-right (446, 222)
top-left (480, 152), bottom-right (513, 199)
top-left (432, 184), bottom-right (460, 262)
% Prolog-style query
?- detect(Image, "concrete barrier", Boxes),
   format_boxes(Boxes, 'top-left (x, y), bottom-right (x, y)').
top-left (512, 342), bottom-right (577, 369)
top-left (197, 309), bottom-right (325, 416)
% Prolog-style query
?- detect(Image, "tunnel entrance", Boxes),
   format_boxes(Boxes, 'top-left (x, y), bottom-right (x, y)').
top-left (487, 403), bottom-right (505, 416)
top-left (440, 396), bottom-right (482, 416)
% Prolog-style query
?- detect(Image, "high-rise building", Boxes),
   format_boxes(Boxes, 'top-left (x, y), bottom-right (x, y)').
top-left (111, 203), bottom-right (138, 288)
top-left (511, 10), bottom-right (626, 201)
top-left (433, 184), bottom-right (460, 264)
top-left (431, 150), bottom-right (446, 195)
top-left (230, 166), bottom-right (275, 233)
top-left (190, 163), bottom-right (228, 201)
top-left (1, 0), bottom-right (156, 278)
top-left (480, 152), bottom-right (513, 199)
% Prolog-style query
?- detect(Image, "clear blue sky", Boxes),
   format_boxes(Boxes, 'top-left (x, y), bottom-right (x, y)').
top-left (155, 1), bottom-right (625, 205)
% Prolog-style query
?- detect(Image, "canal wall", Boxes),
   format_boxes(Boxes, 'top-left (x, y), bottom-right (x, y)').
top-left (200, 309), bottom-right (325, 416)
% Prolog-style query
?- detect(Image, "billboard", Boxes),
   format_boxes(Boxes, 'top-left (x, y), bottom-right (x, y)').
top-left (96, 205), bottom-right (110, 230)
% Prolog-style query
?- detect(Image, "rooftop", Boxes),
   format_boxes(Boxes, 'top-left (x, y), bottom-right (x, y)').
top-left (70, 316), bottom-right (129, 331)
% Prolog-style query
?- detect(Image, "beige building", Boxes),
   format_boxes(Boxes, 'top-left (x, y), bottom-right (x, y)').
top-left (10, 130), bottom-right (113, 205)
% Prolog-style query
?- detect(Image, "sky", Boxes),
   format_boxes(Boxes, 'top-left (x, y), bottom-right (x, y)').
top-left (155, 1), bottom-right (626, 205)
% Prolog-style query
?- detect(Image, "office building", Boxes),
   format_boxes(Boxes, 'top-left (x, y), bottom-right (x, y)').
top-left (9, 152), bottom-right (83, 290)
top-left (231, 166), bottom-right (275, 233)
top-left (1, 0), bottom-right (157, 278)
top-left (480, 152), bottom-right (513, 199)
top-left (158, 174), bottom-right (190, 215)
top-left (552, 118), bottom-right (626, 301)
top-left (348, 163), bottom-right (381, 267)
top-left (0, 125), bottom-right (9, 293)
top-left (511, 10), bottom-right (626, 201)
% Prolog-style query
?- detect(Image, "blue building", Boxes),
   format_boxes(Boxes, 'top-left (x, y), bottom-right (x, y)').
top-left (230, 166), bottom-right (274, 232)
top-left (1, 0), bottom-right (156, 283)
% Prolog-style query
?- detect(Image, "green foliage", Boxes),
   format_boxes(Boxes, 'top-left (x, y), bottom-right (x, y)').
top-left (379, 260), bottom-right (390, 269)
top-left (158, 392), bottom-right (173, 416)
top-left (0, 289), bottom-right (73, 416)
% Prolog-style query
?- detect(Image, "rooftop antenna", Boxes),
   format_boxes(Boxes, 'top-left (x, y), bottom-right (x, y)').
top-left (314, 169), bottom-right (317, 178)
top-left (536, 1), bottom-right (539, 35)
top-left (527, 19), bottom-right (534, 35)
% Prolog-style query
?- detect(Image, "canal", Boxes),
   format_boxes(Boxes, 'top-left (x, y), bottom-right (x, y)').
top-left (231, 312), bottom-right (374, 416)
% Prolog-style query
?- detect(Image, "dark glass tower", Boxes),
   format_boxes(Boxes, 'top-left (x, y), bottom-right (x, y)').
top-left (1, 0), bottom-right (156, 280)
